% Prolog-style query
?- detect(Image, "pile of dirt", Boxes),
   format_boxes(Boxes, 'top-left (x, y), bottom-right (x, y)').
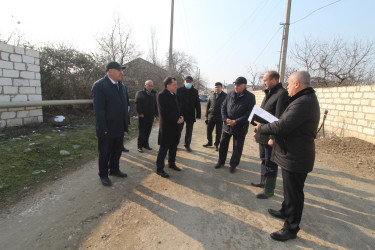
top-left (315, 136), bottom-right (375, 173)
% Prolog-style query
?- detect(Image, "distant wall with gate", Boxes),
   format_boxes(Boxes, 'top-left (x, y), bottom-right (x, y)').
top-left (0, 43), bottom-right (43, 129)
top-left (252, 85), bottom-right (375, 144)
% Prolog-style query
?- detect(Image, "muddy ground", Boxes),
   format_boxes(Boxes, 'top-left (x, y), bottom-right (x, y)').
top-left (0, 104), bottom-right (374, 249)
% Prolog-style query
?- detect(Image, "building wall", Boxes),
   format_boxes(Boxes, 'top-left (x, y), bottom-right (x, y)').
top-left (0, 43), bottom-right (43, 128)
top-left (252, 85), bottom-right (375, 144)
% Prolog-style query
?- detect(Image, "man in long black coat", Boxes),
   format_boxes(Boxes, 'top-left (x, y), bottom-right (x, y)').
top-left (255, 71), bottom-right (320, 241)
top-left (156, 77), bottom-right (184, 178)
top-left (252, 71), bottom-right (288, 199)
top-left (215, 76), bottom-right (256, 173)
top-left (92, 62), bottom-right (129, 186)
top-left (203, 82), bottom-right (227, 151)
top-left (177, 76), bottom-right (201, 152)
top-left (135, 80), bottom-right (158, 152)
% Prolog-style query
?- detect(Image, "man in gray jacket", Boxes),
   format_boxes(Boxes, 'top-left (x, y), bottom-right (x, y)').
top-left (255, 71), bottom-right (320, 241)
top-left (252, 71), bottom-right (288, 199)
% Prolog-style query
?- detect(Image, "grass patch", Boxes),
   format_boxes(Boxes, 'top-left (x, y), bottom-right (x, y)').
top-left (0, 116), bottom-right (138, 203)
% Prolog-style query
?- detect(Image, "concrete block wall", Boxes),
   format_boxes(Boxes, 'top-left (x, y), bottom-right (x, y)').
top-left (0, 43), bottom-right (43, 128)
top-left (252, 85), bottom-right (375, 144)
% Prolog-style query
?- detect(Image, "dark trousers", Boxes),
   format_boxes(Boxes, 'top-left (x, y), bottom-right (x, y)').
top-left (280, 168), bottom-right (308, 233)
top-left (138, 119), bottom-right (153, 148)
top-left (98, 136), bottom-right (123, 178)
top-left (218, 131), bottom-right (246, 168)
top-left (206, 120), bottom-right (223, 146)
top-left (156, 144), bottom-right (178, 172)
top-left (178, 121), bottom-right (194, 147)
top-left (259, 143), bottom-right (278, 183)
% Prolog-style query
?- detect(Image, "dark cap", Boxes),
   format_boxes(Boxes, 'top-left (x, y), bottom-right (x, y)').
top-left (214, 82), bottom-right (223, 87)
top-left (106, 61), bottom-right (126, 71)
top-left (184, 76), bottom-right (193, 81)
top-left (233, 76), bottom-right (247, 85)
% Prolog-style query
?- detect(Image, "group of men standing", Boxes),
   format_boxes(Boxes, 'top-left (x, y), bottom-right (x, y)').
top-left (92, 61), bottom-right (320, 242)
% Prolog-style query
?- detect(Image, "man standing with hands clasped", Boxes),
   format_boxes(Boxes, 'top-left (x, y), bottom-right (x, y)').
top-left (252, 71), bottom-right (288, 199)
top-left (156, 77), bottom-right (184, 178)
top-left (135, 80), bottom-right (158, 152)
top-left (215, 76), bottom-right (256, 173)
top-left (177, 76), bottom-right (201, 152)
top-left (92, 62), bottom-right (129, 186)
top-left (255, 71), bottom-right (320, 241)
top-left (203, 82), bottom-right (227, 151)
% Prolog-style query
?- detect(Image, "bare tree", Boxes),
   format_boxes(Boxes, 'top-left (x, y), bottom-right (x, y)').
top-left (167, 50), bottom-right (197, 84)
top-left (291, 37), bottom-right (375, 86)
top-left (246, 66), bottom-right (262, 90)
top-left (95, 15), bottom-right (141, 65)
top-left (147, 26), bottom-right (160, 66)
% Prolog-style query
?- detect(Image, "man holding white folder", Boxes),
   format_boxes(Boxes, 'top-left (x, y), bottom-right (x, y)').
top-left (252, 71), bottom-right (288, 199)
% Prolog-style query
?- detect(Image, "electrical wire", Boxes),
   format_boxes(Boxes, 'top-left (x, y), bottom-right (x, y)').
top-left (291, 0), bottom-right (342, 24)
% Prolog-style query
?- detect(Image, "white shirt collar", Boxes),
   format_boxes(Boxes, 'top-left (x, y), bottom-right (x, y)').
top-left (107, 75), bottom-right (118, 85)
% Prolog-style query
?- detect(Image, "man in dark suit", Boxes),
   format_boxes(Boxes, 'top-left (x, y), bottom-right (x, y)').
top-left (156, 77), bottom-right (184, 178)
top-left (255, 71), bottom-right (320, 241)
top-left (203, 82), bottom-right (227, 151)
top-left (135, 80), bottom-right (159, 152)
top-left (215, 77), bottom-right (256, 173)
top-left (252, 71), bottom-right (288, 199)
top-left (177, 76), bottom-right (201, 152)
top-left (92, 61), bottom-right (129, 186)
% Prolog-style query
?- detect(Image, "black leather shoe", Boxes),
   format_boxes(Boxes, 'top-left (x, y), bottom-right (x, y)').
top-left (109, 170), bottom-right (128, 178)
top-left (144, 146), bottom-right (152, 150)
top-left (230, 166), bottom-right (236, 173)
top-left (202, 142), bottom-right (212, 147)
top-left (251, 182), bottom-right (265, 188)
top-left (256, 193), bottom-right (274, 199)
top-left (157, 170), bottom-right (170, 178)
top-left (268, 208), bottom-right (285, 219)
top-left (138, 147), bottom-right (143, 152)
top-left (184, 145), bottom-right (192, 152)
top-left (214, 163), bottom-right (223, 169)
top-left (169, 165), bottom-right (181, 171)
top-left (215, 146), bottom-right (219, 151)
top-left (122, 146), bottom-right (129, 152)
top-left (100, 177), bottom-right (112, 186)
top-left (270, 229), bottom-right (297, 241)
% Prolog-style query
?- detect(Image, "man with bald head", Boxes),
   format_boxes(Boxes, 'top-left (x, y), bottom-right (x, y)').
top-left (252, 71), bottom-right (288, 199)
top-left (135, 80), bottom-right (159, 152)
top-left (255, 71), bottom-right (320, 241)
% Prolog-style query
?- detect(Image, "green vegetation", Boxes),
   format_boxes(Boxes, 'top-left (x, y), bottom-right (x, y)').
top-left (0, 118), bottom-right (138, 201)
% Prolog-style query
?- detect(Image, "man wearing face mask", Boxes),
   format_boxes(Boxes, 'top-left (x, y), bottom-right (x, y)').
top-left (177, 76), bottom-right (201, 152)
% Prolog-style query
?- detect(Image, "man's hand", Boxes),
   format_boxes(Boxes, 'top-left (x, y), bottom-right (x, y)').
top-left (226, 119), bottom-right (236, 127)
top-left (254, 121), bottom-right (260, 130)
top-left (104, 131), bottom-right (108, 135)
top-left (268, 139), bottom-right (274, 146)
top-left (155, 116), bottom-right (159, 121)
top-left (139, 114), bottom-right (144, 118)
top-left (253, 132), bottom-right (256, 139)
top-left (177, 116), bottom-right (184, 124)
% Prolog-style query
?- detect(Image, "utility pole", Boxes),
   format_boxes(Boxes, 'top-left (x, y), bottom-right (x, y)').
top-left (279, 0), bottom-right (292, 84)
top-left (197, 67), bottom-right (200, 92)
top-left (168, 0), bottom-right (174, 76)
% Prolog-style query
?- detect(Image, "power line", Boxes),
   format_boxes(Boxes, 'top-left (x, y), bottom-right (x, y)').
top-left (252, 26), bottom-right (283, 65)
top-left (291, 0), bottom-right (342, 24)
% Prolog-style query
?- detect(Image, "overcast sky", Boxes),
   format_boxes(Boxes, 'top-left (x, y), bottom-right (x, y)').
top-left (1, 0), bottom-right (375, 87)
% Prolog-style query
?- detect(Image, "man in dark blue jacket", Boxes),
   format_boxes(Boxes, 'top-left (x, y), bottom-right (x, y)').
top-left (92, 62), bottom-right (129, 186)
top-left (215, 77), bottom-right (256, 173)
top-left (135, 80), bottom-right (159, 152)
top-left (255, 71), bottom-right (320, 241)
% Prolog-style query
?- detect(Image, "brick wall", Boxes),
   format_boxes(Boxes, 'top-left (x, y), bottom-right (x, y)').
top-left (252, 85), bottom-right (375, 144)
top-left (0, 43), bottom-right (43, 128)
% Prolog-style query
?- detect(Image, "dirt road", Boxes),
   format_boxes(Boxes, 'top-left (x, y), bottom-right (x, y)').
top-left (1, 104), bottom-right (374, 249)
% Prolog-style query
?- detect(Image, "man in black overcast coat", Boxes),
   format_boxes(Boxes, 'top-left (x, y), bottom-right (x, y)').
top-left (156, 77), bottom-right (184, 178)
top-left (92, 62), bottom-right (129, 186)
top-left (215, 76), bottom-right (256, 173)
top-left (177, 76), bottom-right (201, 152)
top-left (252, 71), bottom-right (288, 199)
top-left (255, 71), bottom-right (320, 241)
top-left (203, 82), bottom-right (227, 151)
top-left (135, 80), bottom-right (159, 152)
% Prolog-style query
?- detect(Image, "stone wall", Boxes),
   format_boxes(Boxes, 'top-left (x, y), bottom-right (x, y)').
top-left (0, 43), bottom-right (43, 128)
top-left (252, 85), bottom-right (375, 144)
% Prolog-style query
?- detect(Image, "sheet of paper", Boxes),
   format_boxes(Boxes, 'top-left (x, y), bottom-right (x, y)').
top-left (248, 105), bottom-right (278, 125)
